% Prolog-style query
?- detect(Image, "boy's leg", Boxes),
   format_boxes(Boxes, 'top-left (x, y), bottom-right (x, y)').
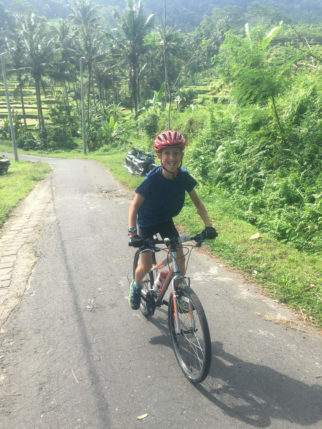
top-left (135, 251), bottom-right (153, 286)
top-left (129, 224), bottom-right (155, 310)
top-left (158, 219), bottom-right (185, 276)
top-left (176, 244), bottom-right (185, 276)
top-left (129, 251), bottom-right (153, 310)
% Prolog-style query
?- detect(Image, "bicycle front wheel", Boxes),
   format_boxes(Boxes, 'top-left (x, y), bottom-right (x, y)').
top-left (168, 287), bottom-right (211, 383)
top-left (133, 250), bottom-right (156, 318)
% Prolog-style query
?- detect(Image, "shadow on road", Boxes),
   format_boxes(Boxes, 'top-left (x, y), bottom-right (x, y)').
top-left (196, 341), bottom-right (322, 427)
top-left (54, 191), bottom-right (111, 428)
top-left (145, 312), bottom-right (322, 427)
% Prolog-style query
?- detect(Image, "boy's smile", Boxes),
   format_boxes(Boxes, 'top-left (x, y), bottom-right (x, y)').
top-left (159, 147), bottom-right (184, 177)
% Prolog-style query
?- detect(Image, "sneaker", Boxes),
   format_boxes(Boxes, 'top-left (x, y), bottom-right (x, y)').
top-left (177, 297), bottom-right (189, 313)
top-left (129, 281), bottom-right (142, 310)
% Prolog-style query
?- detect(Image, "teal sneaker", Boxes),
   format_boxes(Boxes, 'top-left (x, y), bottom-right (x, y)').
top-left (177, 297), bottom-right (189, 313)
top-left (129, 281), bottom-right (142, 310)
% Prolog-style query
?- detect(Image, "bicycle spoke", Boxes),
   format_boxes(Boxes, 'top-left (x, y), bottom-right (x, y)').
top-left (179, 318), bottom-right (206, 370)
top-left (168, 288), bottom-right (211, 383)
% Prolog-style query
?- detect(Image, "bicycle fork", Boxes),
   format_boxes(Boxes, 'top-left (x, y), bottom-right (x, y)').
top-left (170, 250), bottom-right (196, 335)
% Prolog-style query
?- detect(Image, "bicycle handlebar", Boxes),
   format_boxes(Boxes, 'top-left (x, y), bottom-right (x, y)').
top-left (129, 232), bottom-right (215, 248)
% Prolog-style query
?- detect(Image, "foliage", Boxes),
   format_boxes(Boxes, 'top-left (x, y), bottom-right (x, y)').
top-left (138, 111), bottom-right (159, 139)
top-left (49, 98), bottom-right (79, 137)
top-left (175, 88), bottom-right (197, 110)
top-left (187, 68), bottom-right (322, 253)
top-left (34, 126), bottom-right (76, 151)
top-left (1, 111), bottom-right (24, 140)
top-left (108, 0), bottom-right (154, 115)
top-left (16, 132), bottom-right (39, 150)
top-left (86, 108), bottom-right (132, 151)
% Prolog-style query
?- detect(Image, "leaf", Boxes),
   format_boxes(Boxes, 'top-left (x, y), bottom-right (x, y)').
top-left (262, 21), bottom-right (283, 49)
top-left (137, 413), bottom-right (148, 420)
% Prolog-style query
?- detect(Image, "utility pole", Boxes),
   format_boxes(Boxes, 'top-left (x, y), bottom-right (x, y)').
top-left (163, 0), bottom-right (171, 129)
top-left (80, 57), bottom-right (87, 155)
top-left (1, 53), bottom-right (18, 161)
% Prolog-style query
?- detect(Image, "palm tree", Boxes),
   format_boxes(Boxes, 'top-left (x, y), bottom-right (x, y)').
top-left (20, 13), bottom-right (56, 131)
top-left (109, 0), bottom-right (154, 116)
top-left (6, 17), bottom-right (29, 129)
top-left (50, 19), bottom-right (78, 111)
top-left (69, 0), bottom-right (106, 124)
top-left (0, 3), bottom-right (14, 54)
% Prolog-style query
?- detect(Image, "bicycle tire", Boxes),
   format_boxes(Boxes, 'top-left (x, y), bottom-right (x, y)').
top-left (168, 287), bottom-right (211, 383)
top-left (132, 250), bottom-right (156, 318)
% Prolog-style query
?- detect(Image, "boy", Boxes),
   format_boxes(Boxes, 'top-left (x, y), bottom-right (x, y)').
top-left (128, 130), bottom-right (217, 309)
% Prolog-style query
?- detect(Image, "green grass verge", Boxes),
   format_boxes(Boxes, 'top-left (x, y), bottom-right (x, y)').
top-left (0, 159), bottom-right (51, 227)
top-left (1, 143), bottom-right (321, 327)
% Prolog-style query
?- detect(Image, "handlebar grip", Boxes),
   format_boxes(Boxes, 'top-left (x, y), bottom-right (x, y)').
top-left (128, 238), bottom-right (144, 248)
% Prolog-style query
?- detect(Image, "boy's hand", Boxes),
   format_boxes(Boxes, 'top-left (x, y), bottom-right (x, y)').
top-left (129, 234), bottom-right (144, 247)
top-left (202, 226), bottom-right (218, 239)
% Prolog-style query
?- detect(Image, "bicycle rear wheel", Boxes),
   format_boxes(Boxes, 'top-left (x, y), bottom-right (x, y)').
top-left (133, 250), bottom-right (156, 317)
top-left (168, 287), bottom-right (211, 383)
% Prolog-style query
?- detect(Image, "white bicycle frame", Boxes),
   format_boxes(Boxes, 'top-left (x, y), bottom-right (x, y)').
top-left (145, 236), bottom-right (196, 335)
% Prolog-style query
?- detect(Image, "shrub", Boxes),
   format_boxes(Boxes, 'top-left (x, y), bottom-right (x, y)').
top-left (47, 127), bottom-right (76, 150)
top-left (138, 111), bottom-right (159, 139)
top-left (49, 99), bottom-right (79, 137)
top-left (175, 88), bottom-right (197, 110)
top-left (1, 111), bottom-right (24, 139)
top-left (16, 132), bottom-right (39, 150)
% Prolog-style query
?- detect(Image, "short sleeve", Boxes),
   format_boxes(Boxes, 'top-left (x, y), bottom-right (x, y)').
top-left (135, 176), bottom-right (150, 199)
top-left (183, 170), bottom-right (197, 193)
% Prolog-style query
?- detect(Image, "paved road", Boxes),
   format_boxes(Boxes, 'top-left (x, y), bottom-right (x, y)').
top-left (0, 156), bottom-right (321, 428)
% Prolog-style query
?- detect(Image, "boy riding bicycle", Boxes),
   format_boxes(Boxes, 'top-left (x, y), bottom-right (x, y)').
top-left (128, 130), bottom-right (217, 310)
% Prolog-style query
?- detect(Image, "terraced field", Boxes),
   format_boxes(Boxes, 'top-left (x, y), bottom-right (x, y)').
top-left (0, 80), bottom-right (57, 128)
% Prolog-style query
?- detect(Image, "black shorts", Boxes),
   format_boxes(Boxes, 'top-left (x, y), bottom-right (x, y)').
top-left (138, 219), bottom-right (179, 240)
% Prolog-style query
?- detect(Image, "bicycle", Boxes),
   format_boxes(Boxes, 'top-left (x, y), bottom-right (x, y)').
top-left (129, 232), bottom-right (215, 383)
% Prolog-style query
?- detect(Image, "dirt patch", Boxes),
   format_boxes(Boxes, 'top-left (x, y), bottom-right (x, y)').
top-left (0, 177), bottom-right (53, 328)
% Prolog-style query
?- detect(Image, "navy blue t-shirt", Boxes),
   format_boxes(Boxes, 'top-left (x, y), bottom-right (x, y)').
top-left (136, 166), bottom-right (197, 227)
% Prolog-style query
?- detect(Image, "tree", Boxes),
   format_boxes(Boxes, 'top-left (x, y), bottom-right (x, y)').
top-left (0, 2), bottom-right (14, 54)
top-left (20, 13), bottom-right (56, 131)
top-left (143, 26), bottom-right (186, 97)
top-left (6, 19), bottom-right (29, 129)
top-left (109, 0), bottom-right (154, 116)
top-left (50, 18), bottom-right (78, 102)
top-left (68, 0), bottom-right (105, 125)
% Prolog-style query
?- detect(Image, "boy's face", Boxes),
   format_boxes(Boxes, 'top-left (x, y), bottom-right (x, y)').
top-left (158, 146), bottom-right (184, 173)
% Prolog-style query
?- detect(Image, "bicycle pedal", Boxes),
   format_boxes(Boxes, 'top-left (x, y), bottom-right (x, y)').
top-left (162, 299), bottom-right (169, 306)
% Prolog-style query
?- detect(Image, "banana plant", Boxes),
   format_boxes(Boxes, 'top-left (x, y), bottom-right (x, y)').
top-left (102, 116), bottom-right (117, 144)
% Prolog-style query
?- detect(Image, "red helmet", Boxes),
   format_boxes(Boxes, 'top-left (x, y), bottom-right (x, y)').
top-left (154, 130), bottom-right (185, 153)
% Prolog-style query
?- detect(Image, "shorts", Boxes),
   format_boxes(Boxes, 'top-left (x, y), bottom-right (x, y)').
top-left (138, 219), bottom-right (179, 240)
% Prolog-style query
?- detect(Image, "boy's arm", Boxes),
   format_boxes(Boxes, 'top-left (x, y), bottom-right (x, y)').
top-left (128, 193), bottom-right (144, 235)
top-left (188, 189), bottom-right (213, 227)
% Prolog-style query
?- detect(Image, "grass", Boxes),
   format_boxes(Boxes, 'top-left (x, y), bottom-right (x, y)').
top-left (0, 141), bottom-right (321, 328)
top-left (0, 158), bottom-right (51, 227)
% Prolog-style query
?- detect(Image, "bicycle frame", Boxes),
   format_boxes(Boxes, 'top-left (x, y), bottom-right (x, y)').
top-left (140, 242), bottom-right (195, 335)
